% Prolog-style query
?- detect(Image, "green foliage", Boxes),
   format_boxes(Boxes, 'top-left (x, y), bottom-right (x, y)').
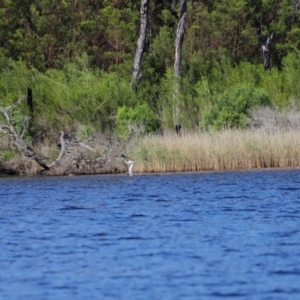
top-left (200, 84), bottom-right (270, 130)
top-left (0, 56), bottom-right (33, 106)
top-left (1, 0), bottom-right (300, 73)
top-left (0, 149), bottom-right (16, 161)
top-left (160, 68), bottom-right (177, 128)
top-left (76, 124), bottom-right (95, 142)
top-left (281, 50), bottom-right (300, 102)
top-left (98, 3), bottom-right (138, 67)
top-left (144, 26), bottom-right (174, 81)
top-left (0, 56), bottom-right (137, 141)
top-left (1, 0), bottom-right (300, 139)
top-left (115, 103), bottom-right (160, 139)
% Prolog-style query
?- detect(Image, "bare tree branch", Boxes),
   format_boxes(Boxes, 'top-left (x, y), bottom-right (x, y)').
top-left (0, 101), bottom-right (50, 170)
top-left (48, 131), bottom-right (66, 168)
top-left (256, 27), bottom-right (274, 70)
top-left (1, 100), bottom-right (116, 175)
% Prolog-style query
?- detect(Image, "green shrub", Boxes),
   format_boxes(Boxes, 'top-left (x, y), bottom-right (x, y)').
top-left (0, 149), bottom-right (16, 161)
top-left (200, 84), bottom-right (270, 130)
top-left (282, 50), bottom-right (300, 102)
top-left (76, 124), bottom-right (95, 142)
top-left (115, 103), bottom-right (160, 139)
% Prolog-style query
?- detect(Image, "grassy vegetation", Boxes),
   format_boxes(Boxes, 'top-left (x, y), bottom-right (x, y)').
top-left (2, 124), bottom-right (300, 175)
top-left (1, 51), bottom-right (300, 176)
top-left (130, 129), bottom-right (300, 173)
top-left (2, 1), bottom-right (300, 175)
top-left (1, 51), bottom-right (300, 139)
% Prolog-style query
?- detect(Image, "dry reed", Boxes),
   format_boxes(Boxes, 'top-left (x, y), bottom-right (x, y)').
top-left (130, 129), bottom-right (300, 173)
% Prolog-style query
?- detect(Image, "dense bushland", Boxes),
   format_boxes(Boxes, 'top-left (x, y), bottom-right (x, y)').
top-left (1, 1), bottom-right (300, 174)
top-left (1, 50), bottom-right (300, 140)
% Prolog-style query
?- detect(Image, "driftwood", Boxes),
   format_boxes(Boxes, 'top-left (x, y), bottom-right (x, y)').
top-left (0, 99), bottom-right (118, 176)
top-left (0, 100), bottom-right (50, 171)
top-left (43, 135), bottom-right (123, 176)
top-left (48, 131), bottom-right (66, 168)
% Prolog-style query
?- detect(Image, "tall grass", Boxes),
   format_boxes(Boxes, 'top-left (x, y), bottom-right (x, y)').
top-left (131, 129), bottom-right (300, 173)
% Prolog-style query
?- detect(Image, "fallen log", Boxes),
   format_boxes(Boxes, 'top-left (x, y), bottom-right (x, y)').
top-left (1, 100), bottom-right (117, 175)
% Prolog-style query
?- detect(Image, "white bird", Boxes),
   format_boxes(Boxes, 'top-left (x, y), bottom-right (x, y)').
top-left (121, 154), bottom-right (134, 176)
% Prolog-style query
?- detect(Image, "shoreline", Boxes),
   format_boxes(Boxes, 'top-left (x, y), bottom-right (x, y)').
top-left (1, 165), bottom-right (300, 179)
top-left (2, 128), bottom-right (300, 178)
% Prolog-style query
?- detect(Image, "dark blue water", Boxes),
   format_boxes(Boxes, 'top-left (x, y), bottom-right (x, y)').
top-left (1, 170), bottom-right (300, 300)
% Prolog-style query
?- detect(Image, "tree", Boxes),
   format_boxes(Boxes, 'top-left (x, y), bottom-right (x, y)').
top-left (0, 98), bottom-right (50, 170)
top-left (132, 0), bottom-right (149, 87)
top-left (174, 0), bottom-right (186, 78)
top-left (173, 0), bottom-right (187, 129)
top-left (256, 27), bottom-right (274, 70)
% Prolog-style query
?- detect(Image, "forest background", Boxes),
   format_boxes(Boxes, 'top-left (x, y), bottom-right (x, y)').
top-left (1, 0), bottom-right (300, 174)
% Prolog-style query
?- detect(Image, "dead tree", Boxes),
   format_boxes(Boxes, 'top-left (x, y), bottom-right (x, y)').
top-left (0, 99), bottom-right (50, 170)
top-left (256, 27), bottom-right (274, 71)
top-left (0, 100), bottom-right (90, 174)
top-left (0, 99), bottom-right (122, 175)
top-left (173, 0), bottom-right (187, 132)
top-left (27, 87), bottom-right (33, 115)
top-left (132, 0), bottom-right (149, 88)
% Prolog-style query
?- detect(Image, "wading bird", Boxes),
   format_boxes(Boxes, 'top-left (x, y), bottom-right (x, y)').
top-left (121, 154), bottom-right (134, 177)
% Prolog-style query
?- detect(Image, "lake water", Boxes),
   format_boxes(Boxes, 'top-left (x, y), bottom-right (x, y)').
top-left (1, 170), bottom-right (300, 300)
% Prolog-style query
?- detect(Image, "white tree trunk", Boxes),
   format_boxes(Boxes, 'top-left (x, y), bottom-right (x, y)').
top-left (174, 0), bottom-right (187, 78)
top-left (173, 0), bottom-right (187, 127)
top-left (132, 0), bottom-right (149, 87)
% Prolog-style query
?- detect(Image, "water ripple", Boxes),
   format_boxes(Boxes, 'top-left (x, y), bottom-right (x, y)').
top-left (1, 170), bottom-right (300, 299)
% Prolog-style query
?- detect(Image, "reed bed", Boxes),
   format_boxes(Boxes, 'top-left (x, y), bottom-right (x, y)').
top-left (131, 129), bottom-right (300, 173)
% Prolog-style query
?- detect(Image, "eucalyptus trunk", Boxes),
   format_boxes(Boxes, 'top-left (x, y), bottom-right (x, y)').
top-left (132, 0), bottom-right (149, 87)
top-left (173, 0), bottom-right (186, 129)
top-left (174, 0), bottom-right (186, 78)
